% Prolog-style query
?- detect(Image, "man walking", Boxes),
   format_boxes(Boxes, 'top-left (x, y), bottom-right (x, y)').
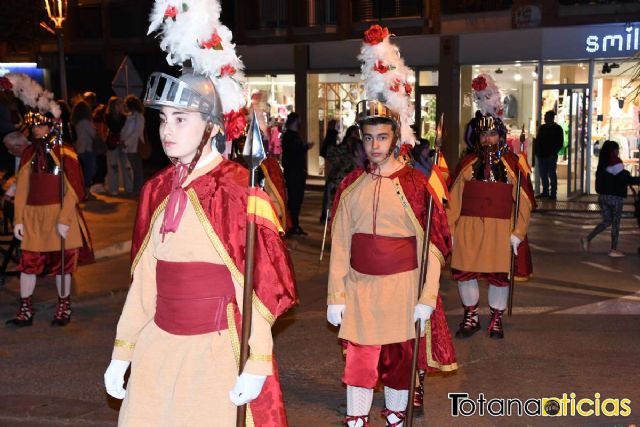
top-left (535, 111), bottom-right (564, 200)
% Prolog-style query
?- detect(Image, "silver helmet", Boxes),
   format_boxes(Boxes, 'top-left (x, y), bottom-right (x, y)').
top-left (144, 71), bottom-right (224, 129)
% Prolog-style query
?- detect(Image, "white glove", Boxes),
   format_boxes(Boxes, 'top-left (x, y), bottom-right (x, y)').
top-left (327, 304), bottom-right (346, 326)
top-left (510, 234), bottom-right (522, 256)
top-left (57, 223), bottom-right (70, 239)
top-left (413, 304), bottom-right (434, 331)
top-left (104, 359), bottom-right (131, 399)
top-left (13, 223), bottom-right (23, 240)
top-left (229, 372), bottom-right (267, 406)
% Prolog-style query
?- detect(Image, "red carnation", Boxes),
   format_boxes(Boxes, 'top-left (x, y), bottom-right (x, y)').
top-left (224, 109), bottom-right (248, 141)
top-left (373, 60), bottom-right (389, 74)
top-left (200, 31), bottom-right (223, 50)
top-left (390, 80), bottom-right (401, 92)
top-left (220, 64), bottom-right (236, 77)
top-left (472, 76), bottom-right (487, 92)
top-left (404, 82), bottom-right (412, 95)
top-left (363, 24), bottom-right (389, 45)
top-left (0, 77), bottom-right (12, 91)
top-left (399, 144), bottom-right (411, 158)
top-left (164, 5), bottom-right (177, 20)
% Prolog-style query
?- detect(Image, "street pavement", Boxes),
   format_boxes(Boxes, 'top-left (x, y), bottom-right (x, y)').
top-left (0, 190), bottom-right (639, 427)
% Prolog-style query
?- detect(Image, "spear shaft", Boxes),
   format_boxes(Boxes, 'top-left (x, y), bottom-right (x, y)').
top-left (508, 125), bottom-right (526, 317)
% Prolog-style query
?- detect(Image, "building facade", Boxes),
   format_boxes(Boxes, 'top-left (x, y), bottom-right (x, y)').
top-left (2, 0), bottom-right (639, 197)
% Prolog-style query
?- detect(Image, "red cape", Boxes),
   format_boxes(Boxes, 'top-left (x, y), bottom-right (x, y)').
top-left (331, 165), bottom-right (457, 373)
top-left (131, 159), bottom-right (297, 427)
top-left (20, 143), bottom-right (94, 264)
top-left (449, 152), bottom-right (535, 280)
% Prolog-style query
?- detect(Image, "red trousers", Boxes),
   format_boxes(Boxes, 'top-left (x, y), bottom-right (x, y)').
top-left (18, 249), bottom-right (79, 275)
top-left (342, 340), bottom-right (415, 390)
top-left (452, 269), bottom-right (509, 287)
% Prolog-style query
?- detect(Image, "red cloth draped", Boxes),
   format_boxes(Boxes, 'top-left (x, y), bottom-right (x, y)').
top-left (131, 159), bottom-right (297, 427)
top-left (342, 340), bottom-right (414, 390)
top-left (331, 166), bottom-right (457, 373)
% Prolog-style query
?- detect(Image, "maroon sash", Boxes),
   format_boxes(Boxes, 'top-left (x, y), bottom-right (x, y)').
top-left (154, 260), bottom-right (235, 336)
top-left (27, 173), bottom-right (61, 206)
top-left (350, 233), bottom-right (417, 276)
top-left (460, 180), bottom-right (513, 219)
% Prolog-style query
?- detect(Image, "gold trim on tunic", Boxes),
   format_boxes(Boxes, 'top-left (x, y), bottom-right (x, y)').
top-left (424, 319), bottom-right (458, 372)
top-left (249, 353), bottom-right (273, 362)
top-left (114, 339), bottom-right (135, 350)
top-left (130, 196), bottom-right (169, 275)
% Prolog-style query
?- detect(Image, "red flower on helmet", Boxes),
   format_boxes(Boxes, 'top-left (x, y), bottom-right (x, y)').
top-left (404, 82), bottom-right (412, 95)
top-left (0, 77), bottom-right (12, 91)
top-left (472, 76), bottom-right (487, 92)
top-left (224, 109), bottom-right (248, 141)
top-left (373, 60), bottom-right (389, 74)
top-left (220, 64), bottom-right (236, 77)
top-left (164, 5), bottom-right (178, 20)
top-left (200, 31), bottom-right (223, 50)
top-left (399, 144), bottom-right (411, 158)
top-left (390, 80), bottom-right (401, 92)
top-left (363, 25), bottom-right (389, 45)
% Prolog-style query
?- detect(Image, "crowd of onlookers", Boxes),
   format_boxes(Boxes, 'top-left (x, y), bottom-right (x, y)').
top-left (64, 92), bottom-right (147, 197)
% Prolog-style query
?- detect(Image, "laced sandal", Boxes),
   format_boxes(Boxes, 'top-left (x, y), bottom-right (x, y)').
top-left (381, 409), bottom-right (406, 427)
top-left (455, 303), bottom-right (480, 338)
top-left (412, 369), bottom-right (425, 416)
top-left (488, 306), bottom-right (505, 339)
top-left (344, 414), bottom-right (369, 427)
top-left (51, 296), bottom-right (72, 327)
top-left (6, 297), bottom-right (34, 327)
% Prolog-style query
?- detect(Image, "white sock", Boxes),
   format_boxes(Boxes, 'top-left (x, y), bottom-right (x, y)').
top-left (347, 385), bottom-right (373, 424)
top-left (55, 274), bottom-right (72, 298)
top-left (384, 386), bottom-right (408, 426)
top-left (458, 279), bottom-right (479, 307)
top-left (488, 284), bottom-right (509, 310)
top-left (19, 273), bottom-right (37, 298)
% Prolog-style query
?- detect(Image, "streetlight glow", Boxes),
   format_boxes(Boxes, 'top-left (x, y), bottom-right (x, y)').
top-left (44, 0), bottom-right (67, 29)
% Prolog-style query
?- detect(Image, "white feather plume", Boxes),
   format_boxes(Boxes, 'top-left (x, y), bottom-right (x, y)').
top-left (359, 27), bottom-right (415, 146)
top-left (147, 0), bottom-right (246, 114)
top-left (472, 73), bottom-right (503, 118)
top-left (5, 73), bottom-right (61, 118)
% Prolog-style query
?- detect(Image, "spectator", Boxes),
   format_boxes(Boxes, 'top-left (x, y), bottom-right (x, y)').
top-left (534, 110), bottom-right (564, 200)
top-left (83, 91), bottom-right (97, 111)
top-left (121, 95), bottom-right (145, 194)
top-left (581, 140), bottom-right (640, 257)
top-left (281, 112), bottom-right (313, 236)
top-left (105, 96), bottom-right (132, 195)
top-left (320, 120), bottom-right (339, 222)
top-left (71, 100), bottom-right (96, 194)
top-left (91, 103), bottom-right (108, 191)
top-left (325, 125), bottom-right (357, 216)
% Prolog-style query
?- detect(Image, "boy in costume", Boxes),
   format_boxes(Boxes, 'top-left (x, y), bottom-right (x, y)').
top-left (327, 25), bottom-right (457, 427)
top-left (448, 74), bottom-right (535, 340)
top-left (4, 73), bottom-right (93, 327)
top-left (103, 2), bottom-right (297, 426)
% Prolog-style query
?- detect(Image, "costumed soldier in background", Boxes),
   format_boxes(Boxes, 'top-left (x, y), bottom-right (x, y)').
top-left (4, 73), bottom-right (93, 328)
top-left (447, 74), bottom-right (535, 340)
top-left (327, 25), bottom-right (457, 427)
top-left (103, 1), bottom-right (297, 426)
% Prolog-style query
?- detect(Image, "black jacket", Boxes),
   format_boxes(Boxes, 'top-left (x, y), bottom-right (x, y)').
top-left (595, 168), bottom-right (640, 198)
top-left (535, 122), bottom-right (564, 157)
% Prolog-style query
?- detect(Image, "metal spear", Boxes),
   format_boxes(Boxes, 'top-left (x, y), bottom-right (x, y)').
top-left (508, 125), bottom-right (526, 317)
top-left (236, 110), bottom-right (267, 427)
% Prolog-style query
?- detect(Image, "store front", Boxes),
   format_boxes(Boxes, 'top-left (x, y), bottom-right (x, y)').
top-left (457, 23), bottom-right (640, 200)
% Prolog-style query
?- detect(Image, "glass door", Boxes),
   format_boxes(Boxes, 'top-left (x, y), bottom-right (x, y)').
top-left (539, 84), bottom-right (589, 199)
top-left (417, 92), bottom-right (437, 146)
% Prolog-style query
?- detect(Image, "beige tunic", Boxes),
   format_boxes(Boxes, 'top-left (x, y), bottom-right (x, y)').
top-left (113, 157), bottom-right (273, 427)
top-left (328, 173), bottom-right (442, 346)
top-left (447, 163), bottom-right (532, 273)
top-left (14, 165), bottom-right (83, 251)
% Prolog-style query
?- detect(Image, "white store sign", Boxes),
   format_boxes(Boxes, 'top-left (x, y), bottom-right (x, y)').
top-left (585, 26), bottom-right (640, 54)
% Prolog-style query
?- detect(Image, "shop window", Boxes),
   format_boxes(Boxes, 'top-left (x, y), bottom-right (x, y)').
top-left (352, 0), bottom-right (423, 21)
top-left (292, 0), bottom-right (337, 26)
top-left (462, 63), bottom-right (538, 158)
top-left (442, 0), bottom-right (512, 14)
top-left (418, 70), bottom-right (438, 86)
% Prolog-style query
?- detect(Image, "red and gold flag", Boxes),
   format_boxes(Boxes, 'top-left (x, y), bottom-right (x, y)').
top-left (426, 164), bottom-right (449, 210)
